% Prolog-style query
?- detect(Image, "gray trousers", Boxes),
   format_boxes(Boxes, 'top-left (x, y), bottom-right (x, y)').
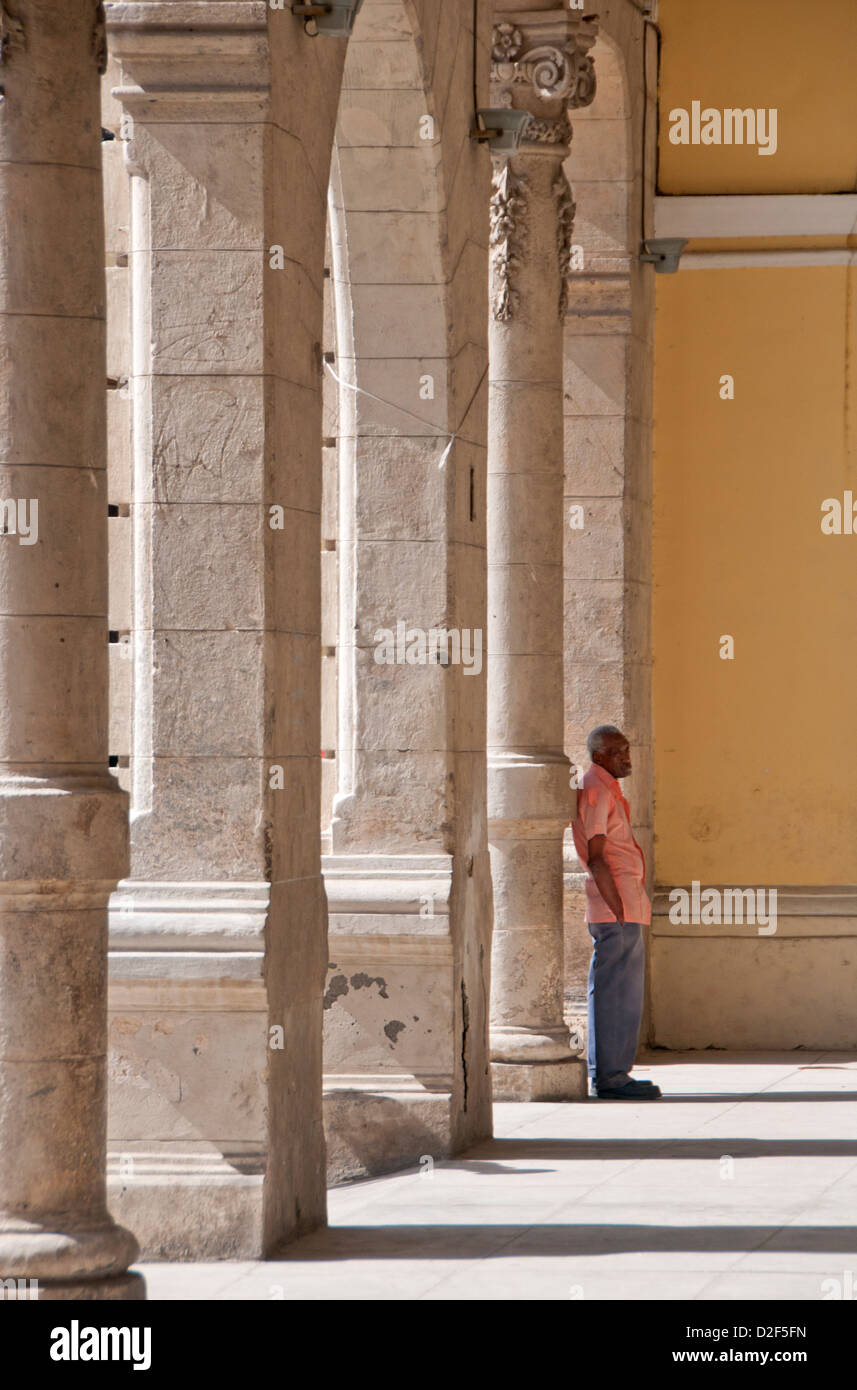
top-left (587, 921), bottom-right (645, 1090)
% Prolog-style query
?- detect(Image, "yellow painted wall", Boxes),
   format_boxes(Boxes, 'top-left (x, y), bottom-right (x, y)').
top-left (658, 0), bottom-right (857, 194)
top-left (653, 266), bottom-right (857, 884)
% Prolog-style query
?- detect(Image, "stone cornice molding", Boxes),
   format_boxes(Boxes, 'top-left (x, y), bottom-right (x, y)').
top-left (490, 5), bottom-right (597, 149)
top-left (109, 879), bottom-right (270, 951)
top-left (652, 885), bottom-right (857, 921)
top-left (323, 854), bottom-right (453, 917)
top-left (108, 880), bottom-right (268, 1002)
top-left (106, 0), bottom-right (269, 116)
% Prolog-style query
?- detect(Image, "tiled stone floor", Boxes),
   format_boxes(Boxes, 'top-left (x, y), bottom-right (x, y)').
top-left (138, 1052), bottom-right (857, 1300)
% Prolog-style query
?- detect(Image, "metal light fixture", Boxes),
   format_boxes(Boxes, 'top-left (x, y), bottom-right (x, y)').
top-left (471, 108), bottom-right (532, 154)
top-left (639, 237), bottom-right (687, 274)
top-left (292, 0), bottom-right (364, 37)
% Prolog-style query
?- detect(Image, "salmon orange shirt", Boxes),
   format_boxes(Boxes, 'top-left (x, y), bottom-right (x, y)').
top-left (572, 762), bottom-right (651, 925)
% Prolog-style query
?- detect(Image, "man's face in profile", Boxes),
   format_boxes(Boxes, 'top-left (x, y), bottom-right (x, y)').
top-left (593, 733), bottom-right (632, 779)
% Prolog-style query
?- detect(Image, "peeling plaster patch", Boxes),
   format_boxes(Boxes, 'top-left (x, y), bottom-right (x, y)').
top-left (350, 972), bottom-right (389, 999)
top-left (323, 973), bottom-right (349, 1010)
top-left (384, 1020), bottom-right (405, 1044)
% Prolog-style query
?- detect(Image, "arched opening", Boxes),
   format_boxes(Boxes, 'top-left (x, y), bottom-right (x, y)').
top-left (318, 0), bottom-right (494, 1183)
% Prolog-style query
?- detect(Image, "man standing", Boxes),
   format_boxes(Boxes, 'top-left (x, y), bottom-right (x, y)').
top-left (572, 725), bottom-right (661, 1100)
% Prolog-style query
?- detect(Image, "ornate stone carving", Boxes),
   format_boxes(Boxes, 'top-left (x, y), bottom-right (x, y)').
top-left (523, 113), bottom-right (573, 146)
top-left (93, 2), bottom-right (108, 75)
top-left (491, 22), bottom-right (523, 63)
top-left (553, 170), bottom-right (576, 318)
top-left (490, 10), bottom-right (597, 116)
top-left (489, 163), bottom-right (528, 322)
top-left (494, 41), bottom-right (593, 104)
top-left (0, 3), bottom-right (26, 62)
top-left (488, 11), bottom-right (592, 318)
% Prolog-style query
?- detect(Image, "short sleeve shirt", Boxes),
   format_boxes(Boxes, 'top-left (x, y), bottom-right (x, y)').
top-left (572, 762), bottom-right (651, 925)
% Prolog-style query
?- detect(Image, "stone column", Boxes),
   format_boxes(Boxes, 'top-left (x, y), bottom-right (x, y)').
top-left (103, 1), bottom-right (343, 1258)
top-left (487, 4), bottom-right (596, 1101)
top-left (561, 18), bottom-right (656, 1048)
top-left (0, 0), bottom-right (142, 1297)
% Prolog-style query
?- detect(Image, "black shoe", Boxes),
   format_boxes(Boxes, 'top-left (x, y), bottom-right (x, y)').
top-left (590, 1076), bottom-right (657, 1093)
top-left (595, 1080), bottom-right (662, 1100)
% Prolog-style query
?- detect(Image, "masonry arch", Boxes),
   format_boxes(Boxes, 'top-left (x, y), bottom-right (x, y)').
top-left (319, 0), bottom-right (494, 1183)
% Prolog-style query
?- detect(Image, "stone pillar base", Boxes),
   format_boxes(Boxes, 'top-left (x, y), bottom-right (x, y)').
top-left (108, 1151), bottom-right (265, 1261)
top-left (491, 1058), bottom-right (587, 1102)
top-left (324, 1080), bottom-right (454, 1185)
top-left (322, 854), bottom-right (483, 1183)
top-left (108, 881), bottom-right (275, 1260)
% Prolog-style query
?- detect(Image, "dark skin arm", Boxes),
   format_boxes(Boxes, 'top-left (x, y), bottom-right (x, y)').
top-left (587, 833), bottom-right (625, 924)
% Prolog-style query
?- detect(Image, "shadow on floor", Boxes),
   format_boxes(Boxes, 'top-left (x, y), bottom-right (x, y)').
top-left (622, 1092), bottom-right (857, 1103)
top-left (459, 1138), bottom-right (857, 1161)
top-left (274, 1222), bottom-right (857, 1261)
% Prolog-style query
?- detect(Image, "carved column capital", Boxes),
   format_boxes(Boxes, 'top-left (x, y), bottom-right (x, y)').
top-left (490, 6), bottom-right (597, 150)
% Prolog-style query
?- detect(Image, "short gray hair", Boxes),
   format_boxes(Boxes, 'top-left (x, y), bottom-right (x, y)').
top-left (586, 724), bottom-right (623, 757)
